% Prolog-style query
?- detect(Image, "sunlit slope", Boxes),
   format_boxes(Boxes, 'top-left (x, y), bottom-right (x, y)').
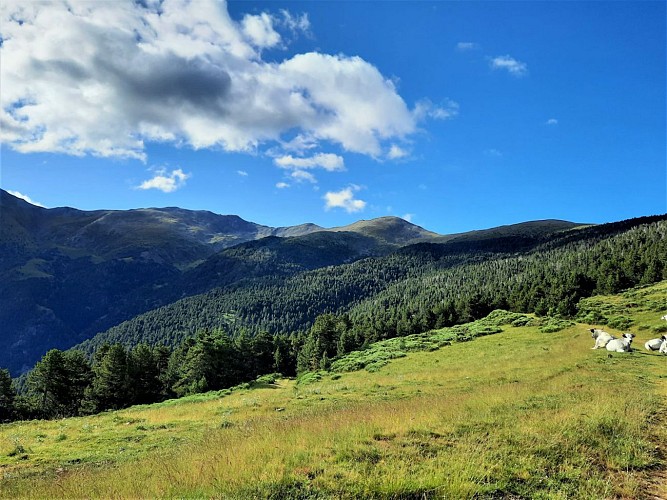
top-left (2, 282), bottom-right (667, 498)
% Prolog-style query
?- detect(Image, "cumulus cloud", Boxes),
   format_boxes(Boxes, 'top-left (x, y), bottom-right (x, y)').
top-left (490, 55), bottom-right (528, 77)
top-left (7, 190), bottom-right (46, 207)
top-left (546, 118), bottom-right (559, 125)
top-left (241, 13), bottom-right (281, 49)
top-left (324, 185), bottom-right (366, 213)
top-left (274, 152), bottom-right (344, 184)
top-left (0, 0), bottom-right (436, 163)
top-left (137, 168), bottom-right (190, 193)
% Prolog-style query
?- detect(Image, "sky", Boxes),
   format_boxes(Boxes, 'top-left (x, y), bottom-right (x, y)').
top-left (1, 0), bottom-right (665, 235)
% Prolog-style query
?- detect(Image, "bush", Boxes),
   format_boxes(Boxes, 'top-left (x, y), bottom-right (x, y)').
top-left (479, 310), bottom-right (531, 327)
top-left (607, 316), bottom-right (633, 330)
top-left (296, 371), bottom-right (326, 385)
top-left (539, 317), bottom-right (575, 333)
top-left (255, 373), bottom-right (281, 385)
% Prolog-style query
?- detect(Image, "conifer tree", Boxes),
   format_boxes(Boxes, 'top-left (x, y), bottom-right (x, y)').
top-left (0, 369), bottom-right (15, 421)
top-left (87, 344), bottom-right (130, 411)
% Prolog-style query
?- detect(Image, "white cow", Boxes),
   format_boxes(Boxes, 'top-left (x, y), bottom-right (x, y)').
top-left (661, 341), bottom-right (667, 355)
top-left (590, 328), bottom-right (615, 349)
top-left (645, 335), bottom-right (667, 351)
top-left (606, 333), bottom-right (635, 353)
top-left (661, 314), bottom-right (667, 321)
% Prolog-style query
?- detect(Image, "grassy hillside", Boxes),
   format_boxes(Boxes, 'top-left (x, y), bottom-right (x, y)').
top-left (2, 282), bottom-right (667, 498)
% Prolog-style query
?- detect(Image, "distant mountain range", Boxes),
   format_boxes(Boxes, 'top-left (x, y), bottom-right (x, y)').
top-left (0, 189), bottom-right (586, 374)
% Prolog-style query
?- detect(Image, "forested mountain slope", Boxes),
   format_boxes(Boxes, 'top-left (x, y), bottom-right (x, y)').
top-left (0, 190), bottom-right (453, 374)
top-left (77, 215), bottom-right (666, 357)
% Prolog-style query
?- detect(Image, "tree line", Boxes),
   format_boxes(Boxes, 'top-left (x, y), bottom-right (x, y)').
top-left (0, 329), bottom-right (304, 422)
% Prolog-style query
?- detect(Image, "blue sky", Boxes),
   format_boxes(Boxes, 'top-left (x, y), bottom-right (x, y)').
top-left (1, 0), bottom-right (665, 234)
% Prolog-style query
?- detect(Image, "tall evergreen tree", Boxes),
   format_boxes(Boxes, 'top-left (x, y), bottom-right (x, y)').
top-left (0, 369), bottom-right (15, 421)
top-left (86, 344), bottom-right (130, 412)
top-left (128, 344), bottom-right (163, 405)
top-left (27, 349), bottom-right (71, 418)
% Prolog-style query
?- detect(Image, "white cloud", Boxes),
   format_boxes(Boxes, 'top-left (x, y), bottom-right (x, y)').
top-left (490, 55), bottom-right (528, 77)
top-left (456, 42), bottom-right (479, 51)
top-left (0, 0), bottom-right (436, 163)
top-left (7, 190), bottom-right (46, 207)
top-left (290, 170), bottom-right (317, 183)
top-left (402, 213), bottom-right (414, 223)
top-left (546, 118), bottom-right (559, 125)
top-left (279, 10), bottom-right (311, 36)
top-left (274, 153), bottom-right (345, 171)
top-left (388, 144), bottom-right (409, 159)
top-left (137, 168), bottom-right (190, 193)
top-left (276, 182), bottom-right (290, 189)
top-left (413, 99), bottom-right (459, 121)
top-left (324, 185), bottom-right (366, 213)
top-left (485, 148), bottom-right (503, 157)
top-left (241, 13), bottom-right (281, 49)
top-left (237, 170), bottom-right (249, 176)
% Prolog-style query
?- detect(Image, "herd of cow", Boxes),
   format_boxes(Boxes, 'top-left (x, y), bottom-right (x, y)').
top-left (590, 315), bottom-right (667, 353)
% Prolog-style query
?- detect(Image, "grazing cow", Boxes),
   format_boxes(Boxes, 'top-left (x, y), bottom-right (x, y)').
top-left (590, 328), bottom-right (615, 349)
top-left (606, 333), bottom-right (635, 353)
top-left (645, 335), bottom-right (667, 351)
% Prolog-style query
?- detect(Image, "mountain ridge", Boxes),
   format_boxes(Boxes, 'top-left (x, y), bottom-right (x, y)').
top-left (0, 188), bottom-right (594, 374)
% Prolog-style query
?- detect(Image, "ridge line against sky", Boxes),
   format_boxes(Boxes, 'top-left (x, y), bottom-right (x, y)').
top-left (0, 0), bottom-right (665, 234)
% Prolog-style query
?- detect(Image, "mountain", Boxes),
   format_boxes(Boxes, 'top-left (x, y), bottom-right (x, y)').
top-left (329, 216), bottom-right (441, 246)
top-left (0, 189), bottom-right (326, 268)
top-left (0, 190), bottom-right (442, 374)
top-left (0, 188), bottom-right (607, 374)
top-left (0, 190), bottom-right (329, 373)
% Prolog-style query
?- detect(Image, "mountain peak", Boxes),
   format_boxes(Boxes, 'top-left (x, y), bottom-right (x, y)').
top-left (330, 216), bottom-right (440, 246)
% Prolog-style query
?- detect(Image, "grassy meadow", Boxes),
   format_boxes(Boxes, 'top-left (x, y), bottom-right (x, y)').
top-left (2, 282), bottom-right (667, 498)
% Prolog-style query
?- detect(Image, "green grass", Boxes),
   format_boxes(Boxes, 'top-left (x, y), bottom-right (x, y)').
top-left (2, 282), bottom-right (667, 498)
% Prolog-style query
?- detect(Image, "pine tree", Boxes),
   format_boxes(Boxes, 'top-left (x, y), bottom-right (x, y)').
top-left (0, 369), bottom-right (15, 421)
top-left (27, 349), bottom-right (71, 418)
top-left (86, 344), bottom-right (130, 411)
top-left (127, 344), bottom-right (163, 405)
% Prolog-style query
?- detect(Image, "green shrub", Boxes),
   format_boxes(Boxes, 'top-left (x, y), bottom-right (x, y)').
top-left (296, 371), bottom-right (326, 385)
top-left (480, 310), bottom-right (531, 327)
top-left (511, 316), bottom-right (533, 327)
top-left (255, 373), bottom-right (281, 385)
top-left (539, 317), bottom-right (575, 333)
top-left (607, 316), bottom-right (633, 330)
